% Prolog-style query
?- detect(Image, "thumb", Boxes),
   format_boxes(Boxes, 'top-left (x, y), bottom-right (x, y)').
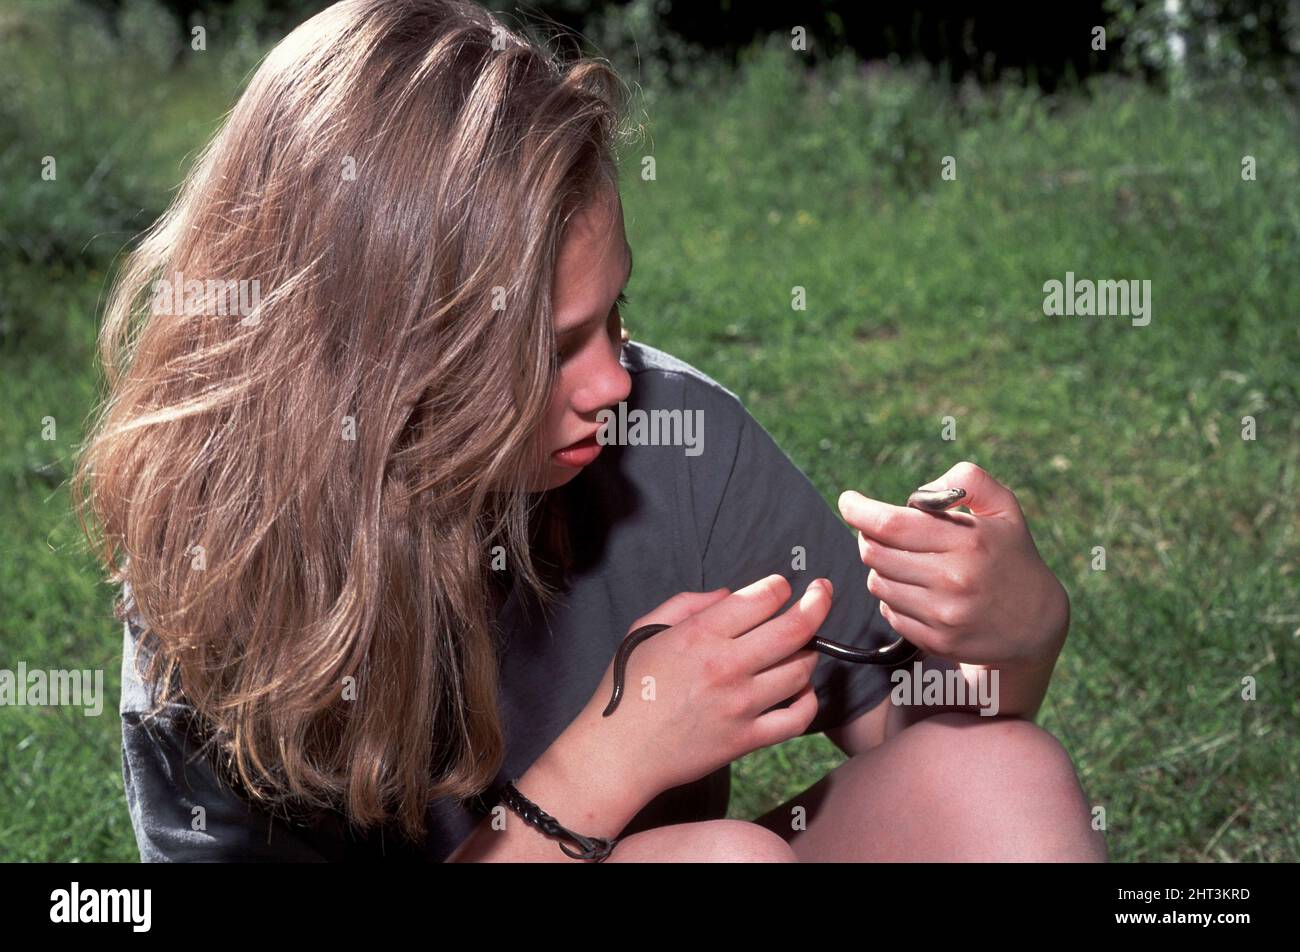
top-left (918, 461), bottom-right (1018, 519)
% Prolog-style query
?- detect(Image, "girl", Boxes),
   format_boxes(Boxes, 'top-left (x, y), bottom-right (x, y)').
top-left (75, 0), bottom-right (1106, 862)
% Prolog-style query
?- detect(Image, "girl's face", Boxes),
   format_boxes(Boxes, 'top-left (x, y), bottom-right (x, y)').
top-left (538, 189), bottom-right (634, 490)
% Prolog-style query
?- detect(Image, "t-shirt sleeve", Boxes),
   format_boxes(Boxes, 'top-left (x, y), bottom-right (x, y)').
top-left (685, 381), bottom-right (900, 737)
top-left (119, 620), bottom-right (331, 862)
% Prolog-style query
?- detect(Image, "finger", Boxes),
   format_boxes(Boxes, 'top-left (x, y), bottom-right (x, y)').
top-left (858, 535), bottom-right (945, 584)
top-left (734, 578), bottom-right (834, 673)
top-left (876, 600), bottom-right (945, 652)
top-left (838, 491), bottom-right (965, 552)
top-left (918, 460), bottom-right (1020, 520)
top-left (867, 569), bottom-right (954, 630)
top-left (750, 680), bottom-right (819, 748)
top-left (868, 569), bottom-right (930, 613)
top-left (631, 587), bottom-right (732, 629)
top-left (747, 647), bottom-right (819, 718)
top-left (685, 572), bottom-right (794, 641)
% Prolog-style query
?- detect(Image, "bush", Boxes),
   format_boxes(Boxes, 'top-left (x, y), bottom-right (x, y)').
top-left (0, 1), bottom-right (196, 261)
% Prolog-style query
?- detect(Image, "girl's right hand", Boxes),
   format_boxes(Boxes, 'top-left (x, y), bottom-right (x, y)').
top-left (575, 572), bottom-right (833, 799)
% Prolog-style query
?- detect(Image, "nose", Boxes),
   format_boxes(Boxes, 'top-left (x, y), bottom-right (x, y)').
top-left (573, 340), bottom-right (632, 417)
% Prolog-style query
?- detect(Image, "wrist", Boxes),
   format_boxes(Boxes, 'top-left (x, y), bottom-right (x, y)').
top-left (520, 722), bottom-right (651, 842)
top-left (1000, 573), bottom-right (1069, 669)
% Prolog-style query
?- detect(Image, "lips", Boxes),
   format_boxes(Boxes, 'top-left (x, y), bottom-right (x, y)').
top-left (552, 429), bottom-right (604, 468)
top-left (557, 430), bottom-right (601, 451)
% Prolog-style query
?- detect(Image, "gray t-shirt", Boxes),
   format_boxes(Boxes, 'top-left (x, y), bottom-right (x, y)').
top-left (119, 340), bottom-right (900, 861)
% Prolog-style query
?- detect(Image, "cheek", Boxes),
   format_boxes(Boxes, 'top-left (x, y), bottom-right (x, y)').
top-left (543, 372), bottom-right (572, 438)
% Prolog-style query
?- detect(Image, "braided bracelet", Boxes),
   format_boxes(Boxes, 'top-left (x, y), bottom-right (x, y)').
top-left (492, 779), bottom-right (618, 862)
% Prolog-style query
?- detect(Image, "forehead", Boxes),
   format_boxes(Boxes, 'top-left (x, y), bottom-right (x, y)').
top-left (553, 190), bottom-right (630, 329)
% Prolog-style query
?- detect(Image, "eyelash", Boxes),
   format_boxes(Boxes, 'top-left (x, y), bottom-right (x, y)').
top-left (557, 292), bottom-right (629, 362)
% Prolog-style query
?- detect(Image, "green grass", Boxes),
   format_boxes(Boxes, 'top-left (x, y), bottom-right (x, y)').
top-left (2, 21), bottom-right (1296, 861)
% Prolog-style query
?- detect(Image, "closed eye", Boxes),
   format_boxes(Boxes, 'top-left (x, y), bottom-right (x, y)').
top-left (558, 292), bottom-right (629, 363)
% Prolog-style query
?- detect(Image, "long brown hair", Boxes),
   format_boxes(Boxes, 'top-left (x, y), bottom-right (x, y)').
top-left (72, 0), bottom-right (628, 839)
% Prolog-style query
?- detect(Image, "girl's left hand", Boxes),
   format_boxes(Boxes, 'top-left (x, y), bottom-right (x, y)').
top-left (837, 461), bottom-right (1069, 668)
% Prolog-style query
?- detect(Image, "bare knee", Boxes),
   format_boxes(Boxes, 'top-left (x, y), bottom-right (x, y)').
top-left (900, 713), bottom-right (1107, 861)
top-left (610, 819), bottom-right (798, 863)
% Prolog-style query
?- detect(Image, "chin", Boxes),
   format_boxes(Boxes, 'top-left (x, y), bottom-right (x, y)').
top-left (543, 463), bottom-right (581, 490)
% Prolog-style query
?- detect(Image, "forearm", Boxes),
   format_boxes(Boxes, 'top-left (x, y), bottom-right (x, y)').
top-left (445, 723), bottom-right (652, 862)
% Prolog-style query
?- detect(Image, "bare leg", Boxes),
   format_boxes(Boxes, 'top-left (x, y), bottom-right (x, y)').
top-left (606, 819), bottom-right (798, 862)
top-left (752, 713), bottom-right (1107, 861)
